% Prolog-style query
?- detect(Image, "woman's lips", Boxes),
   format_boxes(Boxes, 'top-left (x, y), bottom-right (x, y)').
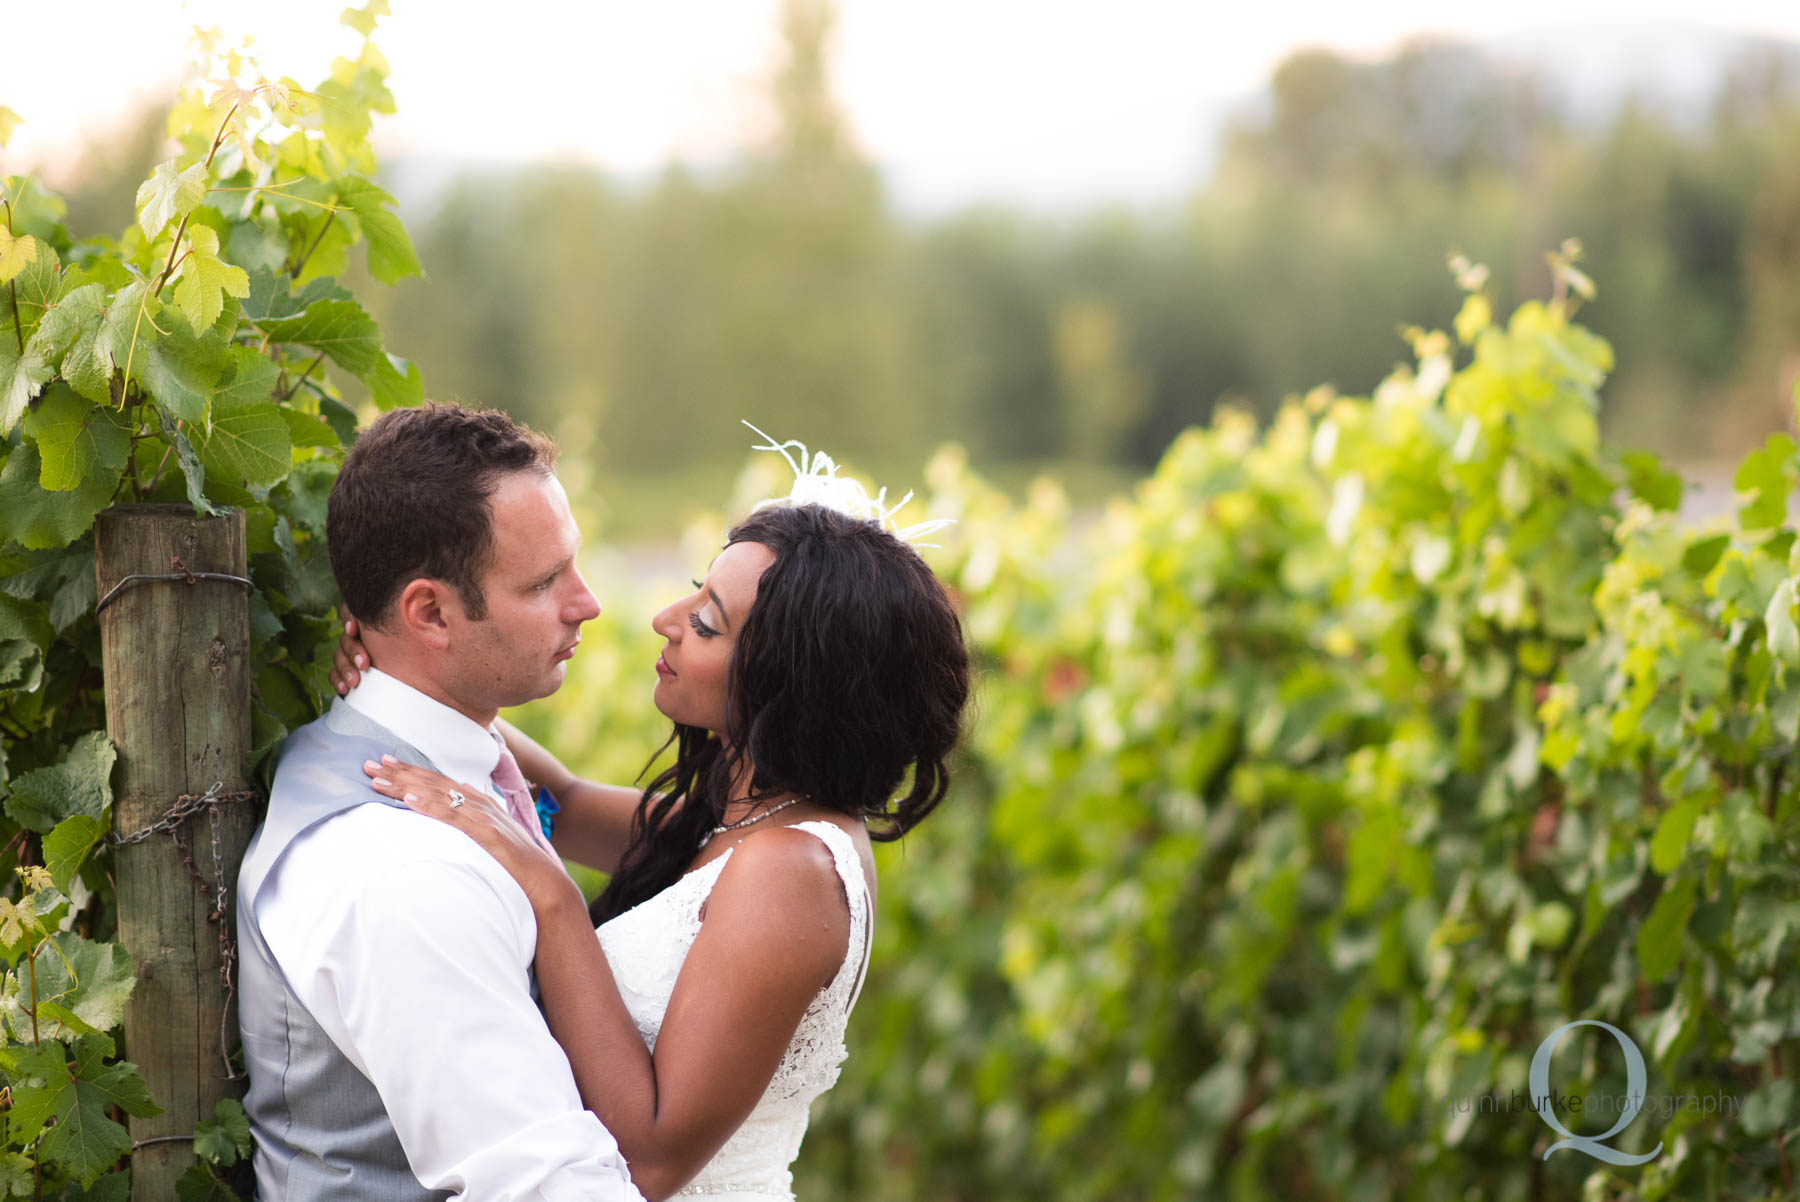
top-left (656, 652), bottom-right (675, 677)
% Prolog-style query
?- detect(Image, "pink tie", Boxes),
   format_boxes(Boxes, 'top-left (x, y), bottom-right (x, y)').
top-left (491, 736), bottom-right (558, 855)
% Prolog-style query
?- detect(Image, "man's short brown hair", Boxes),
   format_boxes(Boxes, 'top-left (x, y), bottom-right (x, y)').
top-left (327, 402), bottom-right (558, 627)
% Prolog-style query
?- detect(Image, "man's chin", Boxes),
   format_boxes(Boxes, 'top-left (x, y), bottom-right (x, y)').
top-left (496, 664), bottom-right (568, 710)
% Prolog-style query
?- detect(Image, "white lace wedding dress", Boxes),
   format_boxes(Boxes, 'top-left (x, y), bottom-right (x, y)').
top-left (595, 820), bottom-right (873, 1201)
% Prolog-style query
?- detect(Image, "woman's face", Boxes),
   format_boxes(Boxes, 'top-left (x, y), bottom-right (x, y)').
top-left (650, 539), bottom-right (777, 735)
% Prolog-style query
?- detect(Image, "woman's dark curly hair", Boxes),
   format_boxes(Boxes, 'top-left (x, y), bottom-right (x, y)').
top-left (591, 503), bottom-right (970, 923)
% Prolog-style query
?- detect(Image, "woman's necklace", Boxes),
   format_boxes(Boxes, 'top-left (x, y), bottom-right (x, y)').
top-left (710, 795), bottom-right (806, 836)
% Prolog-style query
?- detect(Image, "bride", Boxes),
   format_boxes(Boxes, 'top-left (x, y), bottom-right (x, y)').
top-left (330, 490), bottom-right (969, 1201)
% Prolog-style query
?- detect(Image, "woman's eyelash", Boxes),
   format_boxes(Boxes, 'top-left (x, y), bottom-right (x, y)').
top-left (688, 612), bottom-right (719, 638)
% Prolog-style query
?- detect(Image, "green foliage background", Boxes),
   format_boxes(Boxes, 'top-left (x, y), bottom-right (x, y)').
top-left (521, 259), bottom-right (1800, 1200)
top-left (0, 7), bottom-right (416, 1195)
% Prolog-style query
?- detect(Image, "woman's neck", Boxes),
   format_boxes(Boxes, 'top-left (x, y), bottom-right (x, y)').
top-left (715, 754), bottom-right (804, 827)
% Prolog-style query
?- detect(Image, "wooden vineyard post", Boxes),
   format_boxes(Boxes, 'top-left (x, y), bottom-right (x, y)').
top-left (95, 505), bottom-right (257, 1199)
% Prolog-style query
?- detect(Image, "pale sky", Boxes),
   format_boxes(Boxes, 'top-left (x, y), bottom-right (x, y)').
top-left (10, 1), bottom-right (1800, 211)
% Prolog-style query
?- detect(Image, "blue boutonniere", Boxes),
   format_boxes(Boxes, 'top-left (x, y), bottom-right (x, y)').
top-left (533, 784), bottom-right (559, 841)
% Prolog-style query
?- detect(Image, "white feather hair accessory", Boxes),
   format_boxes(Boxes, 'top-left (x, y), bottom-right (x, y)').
top-left (743, 420), bottom-right (954, 545)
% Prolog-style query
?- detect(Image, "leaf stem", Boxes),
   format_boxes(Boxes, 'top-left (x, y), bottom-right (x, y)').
top-left (144, 443), bottom-right (176, 496)
top-left (278, 352), bottom-right (327, 401)
top-left (151, 103), bottom-right (241, 296)
top-left (7, 283), bottom-right (20, 354)
top-left (25, 941), bottom-right (38, 1049)
top-left (289, 212), bottom-right (336, 279)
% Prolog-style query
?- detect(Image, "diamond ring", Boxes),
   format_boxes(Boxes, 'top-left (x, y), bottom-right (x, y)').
top-left (447, 789), bottom-right (466, 809)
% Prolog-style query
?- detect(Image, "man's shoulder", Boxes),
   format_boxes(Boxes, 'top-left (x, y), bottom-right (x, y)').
top-left (283, 802), bottom-right (507, 883)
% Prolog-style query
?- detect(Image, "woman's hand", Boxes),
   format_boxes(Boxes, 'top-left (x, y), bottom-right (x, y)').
top-left (331, 616), bottom-right (371, 696)
top-left (364, 755), bottom-right (578, 913)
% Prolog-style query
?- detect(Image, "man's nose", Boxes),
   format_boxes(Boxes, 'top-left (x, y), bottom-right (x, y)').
top-left (568, 569), bottom-right (601, 622)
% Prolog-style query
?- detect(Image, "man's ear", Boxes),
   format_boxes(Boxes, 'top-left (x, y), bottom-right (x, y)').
top-left (395, 578), bottom-right (455, 651)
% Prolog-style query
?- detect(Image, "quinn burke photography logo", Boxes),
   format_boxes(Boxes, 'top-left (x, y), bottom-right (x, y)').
top-left (1442, 1020), bottom-right (1743, 1165)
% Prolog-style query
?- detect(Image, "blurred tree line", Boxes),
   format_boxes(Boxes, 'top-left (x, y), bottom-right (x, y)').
top-left (51, 5), bottom-right (1800, 535)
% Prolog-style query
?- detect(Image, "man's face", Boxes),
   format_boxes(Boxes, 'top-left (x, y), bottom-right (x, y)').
top-left (443, 469), bottom-right (599, 711)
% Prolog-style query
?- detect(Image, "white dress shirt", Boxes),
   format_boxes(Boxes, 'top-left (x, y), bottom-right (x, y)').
top-left (248, 667), bottom-right (639, 1201)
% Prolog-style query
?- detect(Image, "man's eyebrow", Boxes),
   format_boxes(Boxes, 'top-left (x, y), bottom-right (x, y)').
top-left (535, 557), bottom-right (571, 585)
top-left (708, 586), bottom-right (731, 632)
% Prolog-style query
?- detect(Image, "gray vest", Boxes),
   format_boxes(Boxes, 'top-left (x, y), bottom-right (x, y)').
top-left (237, 699), bottom-right (454, 1202)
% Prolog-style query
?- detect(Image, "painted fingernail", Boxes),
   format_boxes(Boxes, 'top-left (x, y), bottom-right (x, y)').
top-left (373, 777), bottom-right (391, 788)
top-left (403, 793), bottom-right (418, 804)
top-left (363, 760), bottom-right (378, 772)
top-left (381, 754), bottom-right (396, 765)
top-left (356, 654), bottom-right (366, 668)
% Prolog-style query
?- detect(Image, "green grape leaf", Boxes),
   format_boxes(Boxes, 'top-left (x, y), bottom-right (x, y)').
top-left (1735, 433), bottom-right (1796, 531)
top-left (0, 341), bottom-right (51, 437)
top-left (340, 0), bottom-right (391, 38)
top-left (0, 228), bottom-right (37, 284)
top-left (242, 268), bottom-right (350, 324)
top-left (9, 237), bottom-right (61, 342)
top-left (45, 287), bottom-right (115, 406)
top-left (1621, 449), bottom-right (1682, 511)
top-left (0, 587), bottom-right (56, 653)
top-left (368, 350), bottom-right (423, 410)
top-left (137, 315), bottom-right (232, 426)
top-left (257, 297), bottom-right (380, 376)
top-left (319, 395), bottom-right (358, 444)
top-left (3, 177), bottom-right (66, 241)
top-left (175, 1164), bottom-right (239, 1202)
top-left (153, 405), bottom-right (223, 517)
top-left (213, 346), bottom-right (281, 410)
top-left (41, 545), bottom-right (96, 633)
top-left (43, 814), bottom-right (110, 893)
top-left (0, 442), bottom-right (116, 550)
top-left (6, 1037), bottom-right (136, 1186)
top-left (22, 1033), bottom-right (157, 1186)
top-left (1650, 795), bottom-right (1704, 875)
top-left (0, 590), bottom-right (51, 694)
top-left (272, 459), bottom-right (336, 536)
top-left (24, 282), bottom-right (105, 363)
top-left (281, 406), bottom-right (339, 449)
top-left (61, 1169), bottom-right (129, 1202)
top-left (1766, 578), bottom-right (1800, 666)
top-left (22, 387), bottom-right (131, 492)
top-left (5, 731), bottom-right (115, 833)
top-left (93, 279), bottom-right (159, 391)
top-left (135, 159), bottom-right (208, 239)
top-left (1741, 1079), bottom-right (1794, 1139)
top-left (193, 401), bottom-right (292, 495)
top-left (224, 219), bottom-right (288, 276)
top-left (171, 225), bottom-right (251, 331)
top-left (31, 934), bottom-right (139, 1040)
top-left (336, 174), bottom-right (420, 283)
top-left (193, 1098), bottom-right (252, 1166)
top-left (1637, 873), bottom-right (1696, 982)
top-left (0, 1149), bottom-right (32, 1198)
top-left (1681, 533), bottom-right (1731, 577)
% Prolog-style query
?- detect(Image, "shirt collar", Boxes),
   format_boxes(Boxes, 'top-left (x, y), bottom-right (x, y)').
top-left (343, 667), bottom-right (501, 789)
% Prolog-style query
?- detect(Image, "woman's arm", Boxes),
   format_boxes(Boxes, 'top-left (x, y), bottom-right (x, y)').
top-left (364, 762), bottom-right (850, 1201)
top-left (531, 829), bottom-right (849, 1199)
top-left (494, 718), bottom-right (642, 874)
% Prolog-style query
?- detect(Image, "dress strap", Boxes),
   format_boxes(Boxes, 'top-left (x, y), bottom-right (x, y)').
top-left (787, 821), bottom-right (873, 1014)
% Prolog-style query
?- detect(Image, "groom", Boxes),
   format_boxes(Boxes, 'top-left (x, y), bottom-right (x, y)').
top-left (236, 403), bottom-right (640, 1200)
